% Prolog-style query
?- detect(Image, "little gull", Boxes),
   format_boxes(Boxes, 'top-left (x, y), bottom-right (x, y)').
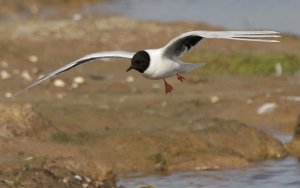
top-left (15, 30), bottom-right (280, 96)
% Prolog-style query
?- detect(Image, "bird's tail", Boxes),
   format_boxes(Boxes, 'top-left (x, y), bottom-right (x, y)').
top-left (180, 63), bottom-right (206, 73)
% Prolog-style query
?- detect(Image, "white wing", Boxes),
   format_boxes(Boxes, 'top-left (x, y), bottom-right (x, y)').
top-left (14, 51), bottom-right (135, 96)
top-left (163, 31), bottom-right (281, 58)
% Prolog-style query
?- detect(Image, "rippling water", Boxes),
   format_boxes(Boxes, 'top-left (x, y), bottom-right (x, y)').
top-left (89, 0), bottom-right (299, 35)
top-left (120, 157), bottom-right (300, 188)
top-left (119, 133), bottom-right (299, 188)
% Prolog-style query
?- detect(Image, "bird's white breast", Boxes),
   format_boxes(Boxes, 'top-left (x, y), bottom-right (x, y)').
top-left (142, 49), bottom-right (181, 80)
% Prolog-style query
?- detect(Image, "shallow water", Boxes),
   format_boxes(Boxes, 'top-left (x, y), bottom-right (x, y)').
top-left (90, 0), bottom-right (299, 35)
top-left (120, 157), bottom-right (300, 188)
top-left (120, 133), bottom-right (299, 188)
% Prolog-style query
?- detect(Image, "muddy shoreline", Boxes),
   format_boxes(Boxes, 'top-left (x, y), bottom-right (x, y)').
top-left (0, 12), bottom-right (300, 187)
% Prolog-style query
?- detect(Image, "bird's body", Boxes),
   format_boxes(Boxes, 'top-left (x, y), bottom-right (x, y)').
top-left (14, 30), bottom-right (281, 96)
top-left (142, 49), bottom-right (203, 80)
top-left (143, 49), bottom-right (176, 79)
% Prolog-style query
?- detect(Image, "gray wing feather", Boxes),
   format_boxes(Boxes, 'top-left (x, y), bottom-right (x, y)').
top-left (163, 31), bottom-right (281, 58)
top-left (14, 51), bottom-right (134, 96)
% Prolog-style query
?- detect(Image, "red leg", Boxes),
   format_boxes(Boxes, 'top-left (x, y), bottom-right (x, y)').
top-left (163, 79), bottom-right (173, 95)
top-left (176, 73), bottom-right (185, 82)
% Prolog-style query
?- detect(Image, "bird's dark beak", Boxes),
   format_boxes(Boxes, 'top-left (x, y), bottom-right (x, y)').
top-left (126, 66), bottom-right (133, 72)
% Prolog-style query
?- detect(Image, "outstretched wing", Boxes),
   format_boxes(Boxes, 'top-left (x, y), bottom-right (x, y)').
top-left (162, 31), bottom-right (281, 58)
top-left (14, 51), bottom-right (135, 96)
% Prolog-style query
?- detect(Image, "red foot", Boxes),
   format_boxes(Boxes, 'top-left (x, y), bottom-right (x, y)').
top-left (163, 79), bottom-right (173, 95)
top-left (176, 73), bottom-right (185, 82)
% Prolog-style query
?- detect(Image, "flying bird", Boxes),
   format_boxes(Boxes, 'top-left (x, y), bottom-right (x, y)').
top-left (14, 30), bottom-right (280, 96)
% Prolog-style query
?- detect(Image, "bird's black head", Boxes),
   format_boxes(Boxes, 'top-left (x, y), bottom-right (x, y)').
top-left (126, 51), bottom-right (150, 73)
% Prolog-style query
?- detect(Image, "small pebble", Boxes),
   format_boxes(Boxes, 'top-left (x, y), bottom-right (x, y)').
top-left (1, 70), bottom-right (11, 79)
top-left (63, 177), bottom-right (69, 184)
top-left (210, 96), bottom-right (219, 104)
top-left (126, 76), bottom-right (135, 83)
top-left (74, 175), bottom-right (83, 181)
top-left (73, 76), bottom-right (85, 84)
top-left (53, 79), bottom-right (65, 87)
top-left (3, 179), bottom-right (14, 186)
top-left (161, 101), bottom-right (167, 107)
top-left (5, 92), bottom-right (12, 98)
top-left (82, 183), bottom-right (89, 188)
top-left (275, 63), bottom-right (282, 77)
top-left (24, 156), bottom-right (34, 161)
top-left (24, 103), bottom-right (32, 109)
top-left (72, 13), bottom-right (82, 21)
top-left (257, 102), bottom-right (278, 115)
top-left (31, 67), bottom-right (39, 74)
top-left (21, 70), bottom-right (32, 81)
top-left (84, 177), bottom-right (92, 183)
top-left (246, 99), bottom-right (253, 104)
top-left (71, 82), bottom-right (79, 88)
top-left (28, 55), bottom-right (38, 63)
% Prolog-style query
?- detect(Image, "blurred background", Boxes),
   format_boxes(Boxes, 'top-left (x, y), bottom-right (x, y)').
top-left (0, 1), bottom-right (300, 188)
top-left (1, 0), bottom-right (299, 35)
